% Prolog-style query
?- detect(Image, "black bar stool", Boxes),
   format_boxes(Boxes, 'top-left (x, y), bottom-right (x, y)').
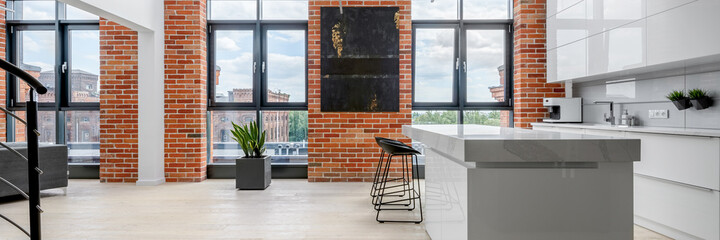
top-left (371, 137), bottom-right (409, 201)
top-left (374, 139), bottom-right (423, 224)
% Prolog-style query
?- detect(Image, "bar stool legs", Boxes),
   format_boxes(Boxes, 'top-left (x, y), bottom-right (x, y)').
top-left (375, 153), bottom-right (423, 224)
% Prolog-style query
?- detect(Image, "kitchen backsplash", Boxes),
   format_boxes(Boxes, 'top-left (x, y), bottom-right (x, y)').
top-left (573, 65), bottom-right (720, 129)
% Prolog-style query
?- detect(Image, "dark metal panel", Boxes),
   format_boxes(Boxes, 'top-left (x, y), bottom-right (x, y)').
top-left (68, 164), bottom-right (100, 179)
top-left (208, 164), bottom-right (309, 179)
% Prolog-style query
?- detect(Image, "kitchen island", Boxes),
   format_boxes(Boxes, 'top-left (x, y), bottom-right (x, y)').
top-left (403, 124), bottom-right (640, 240)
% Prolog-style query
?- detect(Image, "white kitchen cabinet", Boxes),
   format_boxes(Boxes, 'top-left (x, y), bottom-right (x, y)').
top-left (555, 39), bottom-right (587, 81)
top-left (587, 19), bottom-right (647, 75)
top-left (586, 0), bottom-right (646, 36)
top-left (635, 175), bottom-right (720, 240)
top-left (646, 2), bottom-right (694, 65)
top-left (627, 132), bottom-right (720, 191)
top-left (605, 19), bottom-right (646, 72)
top-left (547, 48), bottom-right (559, 82)
top-left (647, 0), bottom-right (697, 16)
top-left (548, 0), bottom-right (585, 18)
top-left (547, 0), bottom-right (587, 50)
top-left (547, 0), bottom-right (720, 83)
top-left (647, 0), bottom-right (720, 66)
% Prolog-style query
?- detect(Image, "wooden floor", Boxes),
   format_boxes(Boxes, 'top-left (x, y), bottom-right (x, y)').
top-left (1, 179), bottom-right (671, 239)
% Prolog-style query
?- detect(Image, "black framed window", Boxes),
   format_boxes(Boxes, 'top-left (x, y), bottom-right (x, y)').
top-left (411, 0), bottom-right (514, 126)
top-left (5, 0), bottom-right (100, 164)
top-left (207, 0), bottom-right (308, 165)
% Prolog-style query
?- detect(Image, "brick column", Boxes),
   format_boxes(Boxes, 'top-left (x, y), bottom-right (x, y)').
top-left (99, 19), bottom-right (140, 183)
top-left (307, 2), bottom-right (412, 182)
top-left (513, 0), bottom-right (564, 128)
top-left (164, 0), bottom-right (208, 182)
top-left (0, 0), bottom-right (6, 142)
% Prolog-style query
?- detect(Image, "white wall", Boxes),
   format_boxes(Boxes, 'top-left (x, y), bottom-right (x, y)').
top-left (59, 0), bottom-right (166, 185)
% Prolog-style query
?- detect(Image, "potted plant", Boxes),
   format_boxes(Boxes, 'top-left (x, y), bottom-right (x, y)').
top-left (688, 88), bottom-right (713, 110)
top-left (231, 120), bottom-right (271, 190)
top-left (666, 90), bottom-right (692, 110)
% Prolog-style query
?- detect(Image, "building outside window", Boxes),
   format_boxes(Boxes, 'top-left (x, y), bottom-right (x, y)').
top-left (207, 0), bottom-right (308, 165)
top-left (5, 0), bottom-right (100, 164)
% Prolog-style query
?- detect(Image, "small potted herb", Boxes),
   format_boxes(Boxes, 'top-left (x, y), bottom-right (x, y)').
top-left (231, 121), bottom-right (271, 190)
top-left (666, 90), bottom-right (692, 110)
top-left (688, 88), bottom-right (713, 110)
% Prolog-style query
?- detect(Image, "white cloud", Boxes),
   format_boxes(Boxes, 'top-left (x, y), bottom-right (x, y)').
top-left (268, 31), bottom-right (305, 43)
top-left (261, 1), bottom-right (308, 20)
top-left (217, 37), bottom-right (243, 52)
top-left (266, 53), bottom-right (305, 102)
top-left (412, 0), bottom-right (458, 20)
top-left (463, 0), bottom-right (510, 19)
top-left (216, 53), bottom-right (255, 96)
top-left (73, 31), bottom-right (99, 40)
top-left (209, 1), bottom-right (257, 20)
top-left (19, 1), bottom-right (55, 20)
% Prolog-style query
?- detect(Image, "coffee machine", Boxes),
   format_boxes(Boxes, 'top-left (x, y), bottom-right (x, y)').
top-left (543, 98), bottom-right (582, 123)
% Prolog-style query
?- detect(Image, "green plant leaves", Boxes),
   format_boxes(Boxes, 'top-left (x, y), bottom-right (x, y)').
top-left (230, 120), bottom-right (267, 158)
top-left (666, 90), bottom-right (687, 101)
top-left (688, 88), bottom-right (709, 99)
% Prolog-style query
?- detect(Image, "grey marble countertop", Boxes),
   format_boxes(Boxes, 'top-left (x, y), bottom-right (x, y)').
top-left (532, 122), bottom-right (720, 138)
top-left (402, 125), bottom-right (640, 164)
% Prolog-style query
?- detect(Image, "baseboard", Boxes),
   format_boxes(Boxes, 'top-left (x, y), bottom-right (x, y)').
top-left (135, 178), bottom-right (165, 186)
top-left (634, 215), bottom-right (703, 240)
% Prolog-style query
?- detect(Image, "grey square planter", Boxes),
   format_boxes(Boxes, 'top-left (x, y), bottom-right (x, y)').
top-left (235, 156), bottom-right (271, 190)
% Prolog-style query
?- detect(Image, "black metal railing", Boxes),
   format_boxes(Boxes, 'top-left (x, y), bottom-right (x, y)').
top-left (0, 58), bottom-right (48, 240)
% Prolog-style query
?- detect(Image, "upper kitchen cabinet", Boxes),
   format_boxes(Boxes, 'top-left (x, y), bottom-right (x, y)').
top-left (586, 0), bottom-right (646, 36)
top-left (647, 0), bottom-right (720, 66)
top-left (547, 0), bottom-right (587, 50)
top-left (553, 38), bottom-right (587, 81)
top-left (547, 0), bottom-right (720, 83)
top-left (547, 0), bottom-right (585, 18)
top-left (587, 19), bottom-right (647, 75)
top-left (647, 0), bottom-right (697, 16)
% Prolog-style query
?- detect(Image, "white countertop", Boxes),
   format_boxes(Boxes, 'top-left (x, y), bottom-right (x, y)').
top-left (532, 122), bottom-right (720, 138)
top-left (402, 124), bottom-right (640, 164)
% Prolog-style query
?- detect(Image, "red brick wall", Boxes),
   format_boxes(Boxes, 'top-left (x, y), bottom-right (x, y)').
top-left (0, 0), bottom-right (5, 142)
top-left (99, 19), bottom-right (139, 183)
top-left (307, 2), bottom-right (412, 182)
top-left (164, 0), bottom-right (208, 182)
top-left (513, 0), bottom-right (564, 128)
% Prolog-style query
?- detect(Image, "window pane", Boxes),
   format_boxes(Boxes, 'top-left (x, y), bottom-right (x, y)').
top-left (210, 111), bottom-right (257, 163)
top-left (412, 110), bottom-right (458, 124)
top-left (18, 30), bottom-right (55, 103)
top-left (412, 0), bottom-right (458, 20)
top-left (70, 30), bottom-right (100, 103)
top-left (414, 28), bottom-right (455, 103)
top-left (463, 0), bottom-right (510, 19)
top-left (463, 110), bottom-right (511, 127)
top-left (262, 0), bottom-right (308, 20)
top-left (11, 0), bottom-right (56, 20)
top-left (262, 111), bottom-right (308, 164)
top-left (209, 0), bottom-right (257, 20)
top-left (266, 30), bottom-right (305, 103)
top-left (214, 30), bottom-right (254, 103)
top-left (466, 30), bottom-right (506, 102)
top-left (66, 111), bottom-right (100, 163)
top-left (12, 111), bottom-right (56, 144)
top-left (65, 4), bottom-right (98, 20)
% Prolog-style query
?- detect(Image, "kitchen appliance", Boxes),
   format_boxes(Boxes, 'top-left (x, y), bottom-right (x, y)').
top-left (543, 98), bottom-right (582, 123)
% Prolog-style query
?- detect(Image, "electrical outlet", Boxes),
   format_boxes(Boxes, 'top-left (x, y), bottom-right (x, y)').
top-left (648, 110), bottom-right (669, 119)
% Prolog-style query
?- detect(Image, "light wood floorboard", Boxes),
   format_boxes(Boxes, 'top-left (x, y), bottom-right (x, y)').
top-left (1, 179), bottom-right (671, 239)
